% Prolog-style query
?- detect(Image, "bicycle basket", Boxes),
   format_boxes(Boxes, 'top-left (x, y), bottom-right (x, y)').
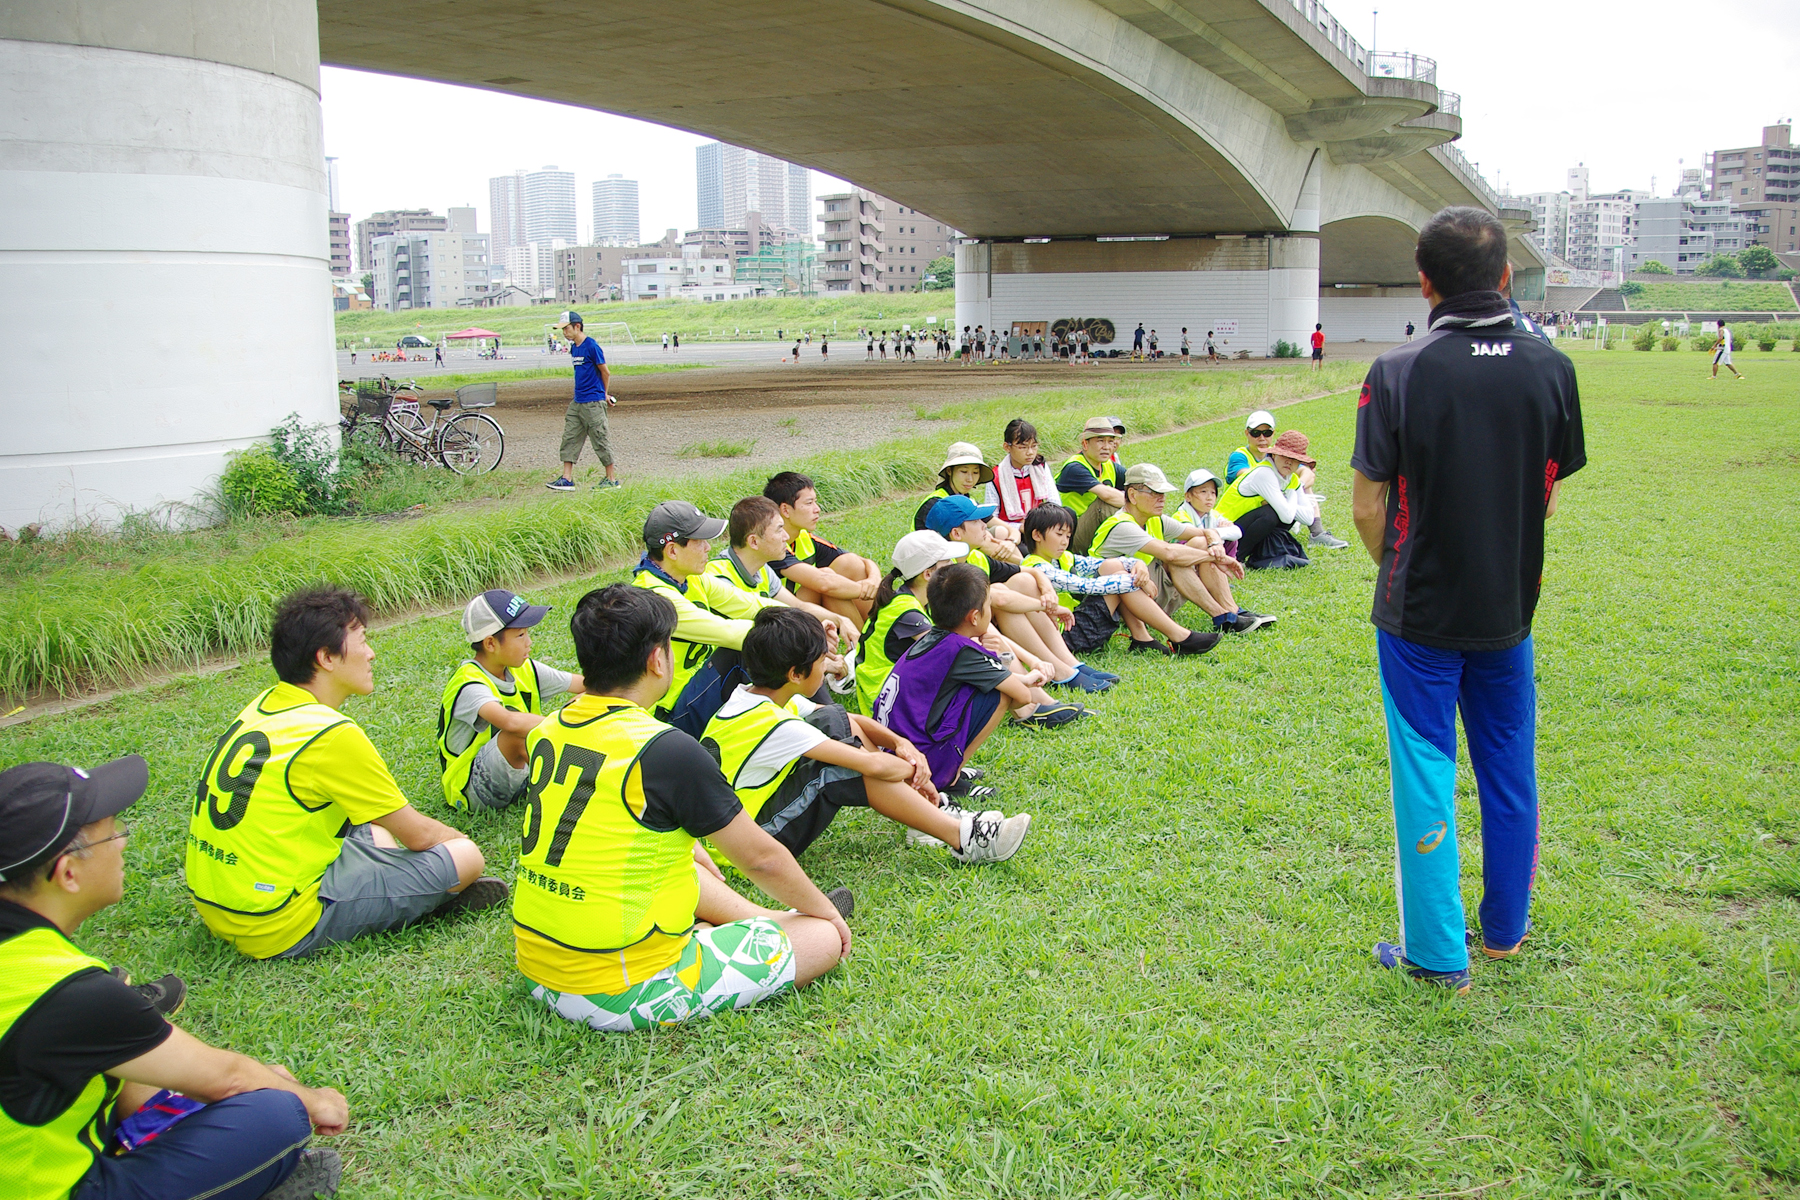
top-left (354, 379), bottom-right (394, 416)
top-left (455, 382), bottom-right (498, 409)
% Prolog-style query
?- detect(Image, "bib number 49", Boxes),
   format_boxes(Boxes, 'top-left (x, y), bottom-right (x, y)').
top-left (193, 719), bottom-right (271, 831)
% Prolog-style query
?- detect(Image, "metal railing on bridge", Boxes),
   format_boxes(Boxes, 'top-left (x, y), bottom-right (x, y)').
top-left (1437, 90), bottom-right (1461, 116)
top-left (1368, 51), bottom-right (1436, 84)
top-left (1287, 0), bottom-right (1368, 70)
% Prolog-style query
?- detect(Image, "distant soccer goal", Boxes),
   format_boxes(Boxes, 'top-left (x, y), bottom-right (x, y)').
top-left (588, 321), bottom-right (635, 345)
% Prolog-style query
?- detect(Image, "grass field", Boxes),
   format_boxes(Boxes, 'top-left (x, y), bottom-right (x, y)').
top-left (1625, 282), bottom-right (1797, 312)
top-left (336, 295), bottom-right (949, 348)
top-left (2, 351), bottom-right (1796, 1198)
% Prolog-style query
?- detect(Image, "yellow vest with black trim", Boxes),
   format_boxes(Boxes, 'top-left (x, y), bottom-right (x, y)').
top-left (854, 592), bottom-right (924, 714)
top-left (1225, 444), bottom-right (1263, 485)
top-left (703, 552), bottom-right (780, 598)
top-left (1091, 511), bottom-right (1172, 563)
top-left (514, 696), bottom-right (700, 995)
top-left (1056, 455), bottom-right (1119, 516)
top-left (1020, 551), bottom-right (1077, 610)
top-left (185, 685), bottom-right (358, 957)
top-left (1214, 465), bottom-right (1300, 524)
top-left (0, 927), bottom-right (117, 1198)
top-left (436, 658), bottom-right (544, 812)
top-left (702, 693), bottom-right (809, 813)
top-left (789, 528), bottom-right (827, 565)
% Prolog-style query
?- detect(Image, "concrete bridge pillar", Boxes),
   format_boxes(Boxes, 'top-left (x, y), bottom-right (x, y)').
top-left (1, 0), bottom-right (336, 533)
top-left (1267, 152), bottom-right (1322, 354)
top-left (953, 242), bottom-right (993, 343)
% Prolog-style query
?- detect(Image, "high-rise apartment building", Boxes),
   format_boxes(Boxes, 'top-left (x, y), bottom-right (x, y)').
top-left (696, 142), bottom-right (811, 235)
top-left (328, 212), bottom-right (352, 276)
top-left (489, 172), bottom-right (524, 260)
top-left (1566, 189), bottom-right (1647, 276)
top-left (1513, 191), bottom-right (1571, 262)
top-left (1706, 123), bottom-right (1799, 253)
top-left (817, 190), bottom-right (956, 293)
top-left (354, 209), bottom-right (448, 274)
top-left (369, 231), bottom-right (496, 311)
top-left (592, 175), bottom-right (640, 245)
top-left (522, 166), bottom-right (576, 244)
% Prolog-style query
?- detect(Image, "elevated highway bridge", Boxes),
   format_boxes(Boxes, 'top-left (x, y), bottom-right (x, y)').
top-left (3, 0), bottom-right (1541, 530)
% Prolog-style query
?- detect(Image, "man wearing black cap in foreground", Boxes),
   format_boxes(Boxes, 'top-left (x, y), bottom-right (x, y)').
top-left (0, 756), bottom-right (348, 1200)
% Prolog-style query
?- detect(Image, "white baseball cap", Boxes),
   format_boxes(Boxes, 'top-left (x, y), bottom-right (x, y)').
top-left (891, 530), bottom-right (971, 579)
top-left (1183, 468), bottom-right (1223, 492)
top-left (1245, 410), bottom-right (1276, 431)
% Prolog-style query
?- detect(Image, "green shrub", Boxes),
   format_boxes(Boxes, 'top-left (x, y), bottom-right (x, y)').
top-left (1662, 336), bottom-right (1681, 351)
top-left (1758, 337), bottom-right (1778, 351)
top-left (1620, 280), bottom-right (1646, 299)
top-left (1697, 254), bottom-right (1745, 278)
top-left (1272, 339), bottom-right (1301, 358)
top-left (1639, 260), bottom-right (1674, 275)
top-left (1738, 246), bottom-right (1779, 277)
top-left (1691, 333), bottom-right (1716, 352)
top-left (219, 446), bottom-right (306, 518)
top-left (1631, 323), bottom-right (1658, 351)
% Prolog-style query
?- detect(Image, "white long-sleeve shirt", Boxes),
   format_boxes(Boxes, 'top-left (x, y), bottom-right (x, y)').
top-left (1234, 465), bottom-right (1317, 526)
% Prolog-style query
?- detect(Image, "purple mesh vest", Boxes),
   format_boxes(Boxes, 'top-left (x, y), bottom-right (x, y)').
top-left (872, 628), bottom-right (997, 788)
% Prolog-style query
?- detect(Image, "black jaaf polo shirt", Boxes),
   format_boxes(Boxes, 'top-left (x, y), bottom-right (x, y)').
top-left (1351, 315), bottom-right (1586, 651)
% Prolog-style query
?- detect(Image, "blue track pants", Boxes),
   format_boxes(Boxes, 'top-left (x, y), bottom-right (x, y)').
top-left (1378, 630), bottom-right (1539, 972)
top-left (74, 1089), bottom-right (310, 1200)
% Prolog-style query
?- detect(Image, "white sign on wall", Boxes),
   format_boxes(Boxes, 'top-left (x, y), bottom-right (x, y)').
top-left (1213, 320), bottom-right (1239, 336)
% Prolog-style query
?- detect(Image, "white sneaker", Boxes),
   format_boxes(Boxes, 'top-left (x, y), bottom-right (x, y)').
top-left (951, 810), bottom-right (1031, 864)
top-left (906, 800), bottom-right (963, 849)
top-left (1310, 532), bottom-right (1351, 550)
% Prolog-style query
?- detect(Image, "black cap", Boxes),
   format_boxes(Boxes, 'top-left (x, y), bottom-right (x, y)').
top-left (0, 756), bottom-right (148, 882)
top-left (643, 500), bottom-right (727, 548)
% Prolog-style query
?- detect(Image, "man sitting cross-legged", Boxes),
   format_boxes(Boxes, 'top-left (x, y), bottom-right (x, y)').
top-left (763, 471), bottom-right (882, 631)
top-left (703, 496), bottom-right (861, 657)
top-left (187, 587), bottom-right (508, 961)
top-left (1093, 464), bottom-right (1274, 644)
top-left (2, 756), bottom-right (350, 1200)
top-left (515, 584), bottom-right (852, 1034)
top-left (704, 608), bottom-right (1031, 865)
top-left (926, 493), bottom-right (1117, 694)
top-left (1019, 503), bottom-right (1215, 659)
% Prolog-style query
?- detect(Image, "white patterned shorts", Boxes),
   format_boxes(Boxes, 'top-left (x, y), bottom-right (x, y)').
top-left (528, 917), bottom-right (796, 1033)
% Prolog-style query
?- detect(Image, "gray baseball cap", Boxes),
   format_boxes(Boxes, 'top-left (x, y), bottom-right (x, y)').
top-left (1123, 463), bottom-right (1180, 493)
top-left (644, 500), bottom-right (727, 548)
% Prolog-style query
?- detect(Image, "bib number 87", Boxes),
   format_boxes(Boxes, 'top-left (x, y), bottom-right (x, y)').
top-left (193, 719), bottom-right (271, 831)
top-left (520, 742), bottom-right (606, 868)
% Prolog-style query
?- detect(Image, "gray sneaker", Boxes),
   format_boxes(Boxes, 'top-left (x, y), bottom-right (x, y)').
top-left (264, 1147), bottom-right (342, 1200)
top-left (951, 810), bottom-right (1031, 864)
top-left (1310, 532), bottom-right (1351, 550)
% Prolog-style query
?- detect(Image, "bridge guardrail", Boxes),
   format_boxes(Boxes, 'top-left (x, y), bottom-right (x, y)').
top-left (1369, 51), bottom-right (1436, 84)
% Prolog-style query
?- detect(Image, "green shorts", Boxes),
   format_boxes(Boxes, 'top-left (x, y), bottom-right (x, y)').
top-left (527, 917), bottom-right (795, 1032)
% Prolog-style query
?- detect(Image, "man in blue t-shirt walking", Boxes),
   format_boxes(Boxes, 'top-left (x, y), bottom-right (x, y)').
top-left (547, 311), bottom-right (619, 491)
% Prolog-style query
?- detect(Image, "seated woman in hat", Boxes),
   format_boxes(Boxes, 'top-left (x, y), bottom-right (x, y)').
top-left (1211, 430), bottom-right (1321, 569)
top-left (914, 441), bottom-right (1021, 560)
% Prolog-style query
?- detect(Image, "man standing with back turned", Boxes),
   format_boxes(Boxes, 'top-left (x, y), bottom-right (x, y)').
top-left (1351, 207), bottom-right (1586, 994)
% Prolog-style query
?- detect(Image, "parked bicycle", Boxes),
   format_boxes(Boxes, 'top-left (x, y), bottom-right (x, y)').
top-left (338, 378), bottom-right (505, 475)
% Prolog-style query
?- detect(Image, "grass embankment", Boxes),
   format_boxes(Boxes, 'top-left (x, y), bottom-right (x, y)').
top-left (1625, 281), bottom-right (1796, 311)
top-left (0, 363), bottom-right (1367, 700)
top-left (1, 352), bottom-right (1794, 1197)
top-left (336, 295), bottom-right (949, 349)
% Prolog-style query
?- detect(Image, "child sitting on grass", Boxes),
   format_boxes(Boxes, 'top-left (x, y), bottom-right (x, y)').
top-left (705, 608), bottom-right (1031, 866)
top-left (927, 494), bottom-right (1115, 694)
top-left (913, 442), bottom-right (1021, 558)
top-left (1176, 469), bottom-right (1241, 553)
top-left (437, 589), bottom-right (586, 812)
top-left (704, 496), bottom-right (860, 658)
top-left (763, 471), bottom-right (882, 631)
top-left (1018, 505), bottom-right (1206, 659)
top-left (873, 562), bottom-right (1088, 799)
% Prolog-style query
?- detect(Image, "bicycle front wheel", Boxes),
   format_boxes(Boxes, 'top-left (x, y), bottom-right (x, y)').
top-left (437, 412), bottom-right (504, 474)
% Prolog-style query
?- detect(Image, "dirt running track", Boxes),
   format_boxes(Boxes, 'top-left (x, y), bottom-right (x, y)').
top-left (417, 350), bottom-right (1395, 482)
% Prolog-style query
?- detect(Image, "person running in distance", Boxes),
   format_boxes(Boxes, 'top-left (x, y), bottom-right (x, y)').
top-left (1711, 320), bottom-right (1743, 380)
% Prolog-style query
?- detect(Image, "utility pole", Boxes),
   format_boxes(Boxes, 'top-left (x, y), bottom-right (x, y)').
top-left (1371, 9), bottom-right (1378, 54)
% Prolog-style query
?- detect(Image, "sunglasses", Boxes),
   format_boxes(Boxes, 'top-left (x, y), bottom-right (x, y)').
top-left (1249, 427), bottom-right (1274, 437)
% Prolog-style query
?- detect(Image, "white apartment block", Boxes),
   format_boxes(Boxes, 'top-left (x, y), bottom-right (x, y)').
top-left (592, 175), bottom-right (640, 246)
top-left (370, 232), bottom-right (496, 311)
top-left (620, 254), bottom-right (735, 302)
top-left (505, 239), bottom-right (570, 297)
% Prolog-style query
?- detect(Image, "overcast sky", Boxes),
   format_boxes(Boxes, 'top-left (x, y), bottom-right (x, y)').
top-left (320, 0), bottom-right (1796, 237)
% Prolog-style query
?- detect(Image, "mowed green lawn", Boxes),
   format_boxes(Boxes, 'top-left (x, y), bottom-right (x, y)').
top-left (3, 351), bottom-right (1796, 1198)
